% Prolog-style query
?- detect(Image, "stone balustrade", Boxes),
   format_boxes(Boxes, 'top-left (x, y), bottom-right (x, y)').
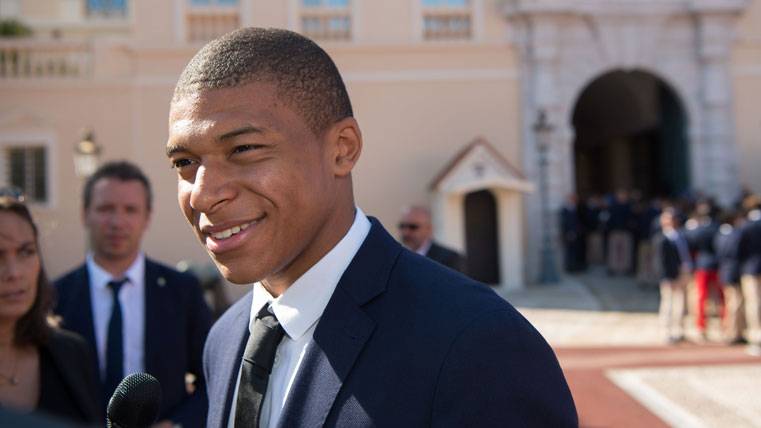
top-left (0, 39), bottom-right (92, 79)
top-left (186, 10), bottom-right (240, 43)
top-left (301, 9), bottom-right (352, 41)
top-left (423, 10), bottom-right (472, 40)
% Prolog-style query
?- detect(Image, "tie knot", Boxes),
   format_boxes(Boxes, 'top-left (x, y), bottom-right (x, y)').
top-left (255, 304), bottom-right (282, 330)
top-left (108, 278), bottom-right (128, 294)
top-left (243, 305), bottom-right (286, 371)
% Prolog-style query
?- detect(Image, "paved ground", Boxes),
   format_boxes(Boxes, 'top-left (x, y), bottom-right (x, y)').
top-left (499, 268), bottom-right (761, 428)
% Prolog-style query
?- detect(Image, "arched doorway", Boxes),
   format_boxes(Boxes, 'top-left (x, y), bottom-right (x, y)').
top-left (464, 189), bottom-right (500, 284)
top-left (572, 70), bottom-right (689, 199)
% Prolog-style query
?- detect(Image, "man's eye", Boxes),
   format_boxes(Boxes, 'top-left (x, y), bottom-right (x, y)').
top-left (171, 159), bottom-right (194, 169)
top-left (232, 144), bottom-right (261, 154)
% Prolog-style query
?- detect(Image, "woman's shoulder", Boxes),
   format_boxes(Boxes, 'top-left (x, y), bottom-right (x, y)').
top-left (44, 327), bottom-right (90, 357)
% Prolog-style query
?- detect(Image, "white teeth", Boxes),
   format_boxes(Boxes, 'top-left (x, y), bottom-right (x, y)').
top-left (211, 222), bottom-right (252, 240)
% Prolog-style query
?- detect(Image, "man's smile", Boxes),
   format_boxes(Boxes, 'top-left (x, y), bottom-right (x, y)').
top-left (200, 214), bottom-right (267, 253)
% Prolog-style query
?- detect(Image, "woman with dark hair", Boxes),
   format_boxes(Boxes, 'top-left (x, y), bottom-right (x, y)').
top-left (0, 190), bottom-right (100, 424)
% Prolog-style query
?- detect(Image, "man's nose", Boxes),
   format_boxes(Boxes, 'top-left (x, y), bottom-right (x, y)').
top-left (107, 210), bottom-right (129, 228)
top-left (189, 165), bottom-right (234, 213)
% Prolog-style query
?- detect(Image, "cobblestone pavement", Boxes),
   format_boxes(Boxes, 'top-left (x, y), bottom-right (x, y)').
top-left (498, 269), bottom-right (761, 428)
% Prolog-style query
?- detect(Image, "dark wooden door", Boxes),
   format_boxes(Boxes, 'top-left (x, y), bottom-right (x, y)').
top-left (464, 190), bottom-right (500, 284)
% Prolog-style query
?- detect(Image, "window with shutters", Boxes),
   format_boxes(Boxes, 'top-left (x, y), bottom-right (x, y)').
top-left (3, 145), bottom-right (48, 204)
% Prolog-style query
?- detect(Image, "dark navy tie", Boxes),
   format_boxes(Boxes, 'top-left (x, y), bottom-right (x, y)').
top-left (235, 305), bottom-right (286, 428)
top-left (104, 278), bottom-right (128, 404)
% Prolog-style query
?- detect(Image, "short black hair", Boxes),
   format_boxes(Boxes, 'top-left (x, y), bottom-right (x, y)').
top-left (172, 27), bottom-right (353, 136)
top-left (83, 160), bottom-right (152, 211)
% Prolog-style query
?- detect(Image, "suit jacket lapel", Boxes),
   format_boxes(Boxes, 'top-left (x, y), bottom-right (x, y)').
top-left (143, 259), bottom-right (159, 374)
top-left (277, 218), bottom-right (401, 427)
top-left (426, 242), bottom-right (440, 259)
top-left (218, 299), bottom-right (252, 428)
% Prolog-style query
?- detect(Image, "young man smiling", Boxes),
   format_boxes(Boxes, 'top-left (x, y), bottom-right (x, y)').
top-left (168, 28), bottom-right (577, 428)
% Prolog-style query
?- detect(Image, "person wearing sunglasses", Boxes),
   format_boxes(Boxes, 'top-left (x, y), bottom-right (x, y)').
top-left (398, 205), bottom-right (466, 274)
top-left (0, 189), bottom-right (100, 424)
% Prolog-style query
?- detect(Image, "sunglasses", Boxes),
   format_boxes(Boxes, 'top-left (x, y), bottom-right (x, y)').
top-left (398, 222), bottom-right (421, 231)
top-left (0, 186), bottom-right (25, 202)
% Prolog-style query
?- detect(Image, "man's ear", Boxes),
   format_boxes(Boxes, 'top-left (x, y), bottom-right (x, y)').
top-left (327, 117), bottom-right (362, 178)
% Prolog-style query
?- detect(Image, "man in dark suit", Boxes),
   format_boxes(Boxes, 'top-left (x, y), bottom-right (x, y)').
top-left (54, 161), bottom-right (212, 428)
top-left (398, 205), bottom-right (466, 274)
top-left (560, 194), bottom-right (587, 272)
top-left (654, 209), bottom-right (692, 344)
top-left (715, 210), bottom-right (745, 344)
top-left (167, 28), bottom-right (576, 427)
top-left (606, 190), bottom-right (634, 275)
top-left (685, 200), bottom-right (723, 340)
top-left (738, 196), bottom-right (761, 356)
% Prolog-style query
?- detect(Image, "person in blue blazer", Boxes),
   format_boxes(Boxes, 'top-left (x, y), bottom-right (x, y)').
top-left (685, 200), bottom-right (722, 339)
top-left (653, 209), bottom-right (692, 344)
top-left (715, 210), bottom-right (745, 343)
top-left (54, 161), bottom-right (212, 428)
top-left (560, 194), bottom-right (587, 272)
top-left (167, 28), bottom-right (577, 427)
top-left (738, 198), bottom-right (761, 356)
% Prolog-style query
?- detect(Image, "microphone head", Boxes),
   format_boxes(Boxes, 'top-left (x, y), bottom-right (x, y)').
top-left (107, 373), bottom-right (162, 428)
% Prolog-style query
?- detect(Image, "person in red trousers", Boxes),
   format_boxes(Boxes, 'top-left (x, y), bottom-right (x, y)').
top-left (686, 200), bottom-right (724, 341)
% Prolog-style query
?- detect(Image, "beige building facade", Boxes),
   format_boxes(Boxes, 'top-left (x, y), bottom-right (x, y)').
top-left (1, 0), bottom-right (760, 288)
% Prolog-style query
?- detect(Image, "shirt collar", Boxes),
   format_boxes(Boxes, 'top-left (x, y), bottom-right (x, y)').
top-left (416, 239), bottom-right (432, 256)
top-left (87, 252), bottom-right (145, 290)
top-left (250, 207), bottom-right (372, 340)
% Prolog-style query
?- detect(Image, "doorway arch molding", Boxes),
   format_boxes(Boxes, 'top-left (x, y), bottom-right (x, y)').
top-left (568, 66), bottom-right (692, 129)
top-left (504, 0), bottom-right (749, 281)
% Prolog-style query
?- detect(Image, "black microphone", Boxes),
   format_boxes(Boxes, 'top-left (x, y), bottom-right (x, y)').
top-left (106, 373), bottom-right (162, 428)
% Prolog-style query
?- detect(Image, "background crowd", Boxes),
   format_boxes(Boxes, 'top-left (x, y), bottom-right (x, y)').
top-left (560, 188), bottom-right (761, 354)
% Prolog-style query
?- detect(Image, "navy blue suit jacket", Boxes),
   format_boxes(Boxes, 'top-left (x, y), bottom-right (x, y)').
top-left (54, 258), bottom-right (212, 428)
top-left (605, 201), bottom-right (632, 232)
top-left (560, 206), bottom-right (583, 241)
top-left (425, 241), bottom-right (466, 274)
top-left (715, 225), bottom-right (742, 285)
top-left (655, 232), bottom-right (687, 281)
top-left (204, 219), bottom-right (577, 427)
top-left (686, 221), bottom-right (719, 270)
top-left (739, 217), bottom-right (761, 275)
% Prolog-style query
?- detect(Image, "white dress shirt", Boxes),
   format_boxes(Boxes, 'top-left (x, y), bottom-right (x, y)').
top-left (227, 208), bottom-right (371, 428)
top-left (87, 252), bottom-right (146, 380)
top-left (416, 239), bottom-right (432, 257)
